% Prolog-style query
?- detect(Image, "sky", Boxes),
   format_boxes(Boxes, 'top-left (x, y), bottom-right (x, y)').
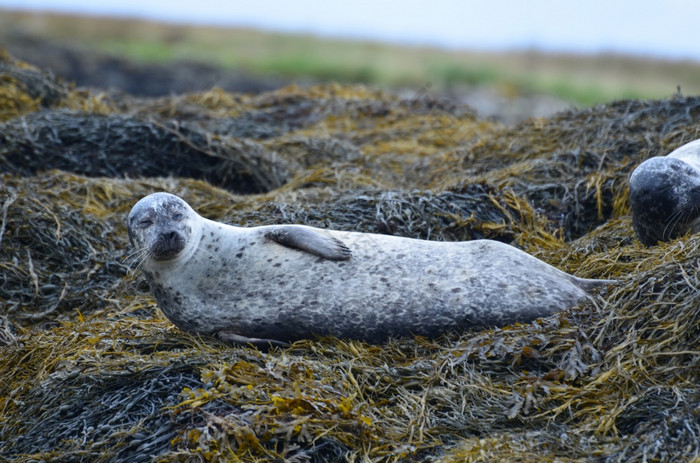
top-left (1, 0), bottom-right (699, 61)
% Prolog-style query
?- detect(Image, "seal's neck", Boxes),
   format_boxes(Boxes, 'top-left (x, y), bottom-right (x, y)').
top-left (200, 216), bottom-right (245, 234)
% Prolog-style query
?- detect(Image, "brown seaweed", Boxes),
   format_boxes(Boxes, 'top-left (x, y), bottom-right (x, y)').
top-left (1, 51), bottom-right (699, 462)
top-left (464, 97), bottom-right (700, 238)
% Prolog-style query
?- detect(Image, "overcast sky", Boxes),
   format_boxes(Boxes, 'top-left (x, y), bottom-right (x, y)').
top-left (1, 0), bottom-right (699, 61)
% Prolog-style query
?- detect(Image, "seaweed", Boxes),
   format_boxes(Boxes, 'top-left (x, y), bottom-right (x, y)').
top-left (0, 110), bottom-right (289, 194)
top-left (0, 49), bottom-right (68, 121)
top-left (230, 184), bottom-right (546, 244)
top-left (464, 96), bottom-right (700, 238)
top-left (1, 51), bottom-right (699, 462)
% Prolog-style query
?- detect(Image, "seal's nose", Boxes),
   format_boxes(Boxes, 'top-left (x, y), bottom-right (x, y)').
top-left (152, 230), bottom-right (186, 260)
top-left (162, 231), bottom-right (178, 242)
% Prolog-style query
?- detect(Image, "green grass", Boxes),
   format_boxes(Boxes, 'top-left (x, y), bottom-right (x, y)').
top-left (3, 9), bottom-right (700, 105)
top-left (429, 64), bottom-right (500, 87)
top-left (99, 40), bottom-right (176, 63)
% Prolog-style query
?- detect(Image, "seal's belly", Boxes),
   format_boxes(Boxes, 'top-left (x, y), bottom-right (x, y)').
top-left (159, 235), bottom-right (586, 342)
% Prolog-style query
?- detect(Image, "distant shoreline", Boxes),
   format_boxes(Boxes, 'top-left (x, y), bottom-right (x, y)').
top-left (3, 2), bottom-right (700, 62)
top-left (2, 7), bottom-right (699, 109)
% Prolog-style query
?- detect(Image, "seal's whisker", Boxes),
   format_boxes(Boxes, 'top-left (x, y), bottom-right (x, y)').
top-left (123, 246), bottom-right (152, 273)
top-left (663, 202), bottom-right (695, 242)
top-left (662, 208), bottom-right (684, 241)
top-left (124, 246), bottom-right (149, 262)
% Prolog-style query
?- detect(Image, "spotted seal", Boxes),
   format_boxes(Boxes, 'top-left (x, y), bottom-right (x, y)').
top-left (630, 139), bottom-right (700, 246)
top-left (128, 192), bottom-right (611, 346)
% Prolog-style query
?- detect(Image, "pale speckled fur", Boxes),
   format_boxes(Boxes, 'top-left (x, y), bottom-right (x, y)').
top-left (129, 193), bottom-right (609, 344)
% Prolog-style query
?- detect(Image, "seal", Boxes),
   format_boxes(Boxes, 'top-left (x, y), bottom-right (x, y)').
top-left (128, 192), bottom-right (611, 346)
top-left (629, 139), bottom-right (700, 246)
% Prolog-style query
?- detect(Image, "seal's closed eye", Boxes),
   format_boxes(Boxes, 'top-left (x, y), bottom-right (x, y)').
top-left (265, 226), bottom-right (352, 261)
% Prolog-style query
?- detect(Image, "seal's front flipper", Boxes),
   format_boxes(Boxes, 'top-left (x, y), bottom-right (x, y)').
top-left (217, 331), bottom-right (289, 349)
top-left (265, 226), bottom-right (352, 261)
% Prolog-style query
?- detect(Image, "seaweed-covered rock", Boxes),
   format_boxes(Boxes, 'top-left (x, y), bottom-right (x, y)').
top-left (463, 96), bottom-right (700, 238)
top-left (231, 183), bottom-right (547, 244)
top-left (0, 49), bottom-right (68, 121)
top-left (0, 110), bottom-right (288, 193)
top-left (1, 53), bottom-right (699, 462)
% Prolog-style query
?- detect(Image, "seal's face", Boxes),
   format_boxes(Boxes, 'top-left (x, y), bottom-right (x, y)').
top-left (630, 157), bottom-right (700, 246)
top-left (128, 193), bottom-right (197, 262)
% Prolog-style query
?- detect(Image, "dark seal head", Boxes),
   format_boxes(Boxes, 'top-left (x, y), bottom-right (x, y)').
top-left (127, 192), bottom-right (200, 263)
top-left (629, 139), bottom-right (700, 246)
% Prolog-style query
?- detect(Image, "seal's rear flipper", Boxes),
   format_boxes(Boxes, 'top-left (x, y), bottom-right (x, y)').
top-left (265, 226), bottom-right (352, 261)
top-left (573, 277), bottom-right (619, 292)
top-left (217, 331), bottom-right (289, 349)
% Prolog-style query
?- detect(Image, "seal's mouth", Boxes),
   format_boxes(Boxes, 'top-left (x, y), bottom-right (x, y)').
top-left (151, 230), bottom-right (186, 261)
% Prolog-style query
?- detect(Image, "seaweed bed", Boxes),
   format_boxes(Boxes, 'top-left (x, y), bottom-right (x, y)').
top-left (0, 50), bottom-right (698, 462)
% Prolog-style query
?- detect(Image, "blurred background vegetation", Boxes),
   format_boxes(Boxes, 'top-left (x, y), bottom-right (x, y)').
top-left (2, 9), bottom-right (700, 121)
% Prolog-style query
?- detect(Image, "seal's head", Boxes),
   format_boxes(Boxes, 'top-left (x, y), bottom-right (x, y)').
top-left (128, 193), bottom-right (200, 263)
top-left (630, 156), bottom-right (700, 246)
